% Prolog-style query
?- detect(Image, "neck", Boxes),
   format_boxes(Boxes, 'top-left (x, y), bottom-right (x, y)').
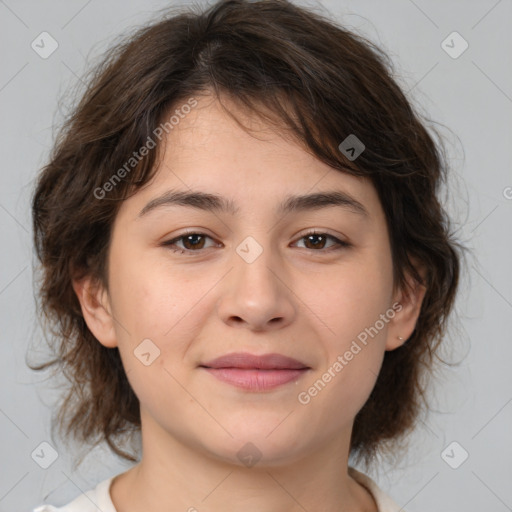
top-left (110, 410), bottom-right (377, 512)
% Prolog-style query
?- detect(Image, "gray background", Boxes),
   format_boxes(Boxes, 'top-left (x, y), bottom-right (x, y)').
top-left (1, 0), bottom-right (511, 510)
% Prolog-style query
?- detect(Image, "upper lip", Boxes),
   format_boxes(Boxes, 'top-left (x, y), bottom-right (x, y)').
top-left (200, 352), bottom-right (310, 370)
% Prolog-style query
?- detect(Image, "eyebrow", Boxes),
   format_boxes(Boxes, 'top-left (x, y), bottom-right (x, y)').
top-left (137, 188), bottom-right (369, 219)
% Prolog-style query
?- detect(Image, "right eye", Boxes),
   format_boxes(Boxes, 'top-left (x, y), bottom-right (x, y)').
top-left (161, 232), bottom-right (220, 255)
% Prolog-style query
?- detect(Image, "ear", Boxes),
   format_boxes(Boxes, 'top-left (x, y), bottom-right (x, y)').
top-left (386, 258), bottom-right (427, 351)
top-left (72, 274), bottom-right (118, 348)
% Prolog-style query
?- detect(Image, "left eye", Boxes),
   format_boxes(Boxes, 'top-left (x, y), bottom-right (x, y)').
top-left (294, 232), bottom-right (349, 251)
top-left (162, 231), bottom-right (350, 254)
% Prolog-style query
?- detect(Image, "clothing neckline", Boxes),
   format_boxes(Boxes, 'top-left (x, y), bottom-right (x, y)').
top-left (97, 476), bottom-right (117, 512)
top-left (100, 466), bottom-right (401, 512)
top-left (348, 466), bottom-right (402, 511)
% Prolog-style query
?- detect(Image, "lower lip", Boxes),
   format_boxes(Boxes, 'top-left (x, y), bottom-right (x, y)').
top-left (202, 368), bottom-right (309, 391)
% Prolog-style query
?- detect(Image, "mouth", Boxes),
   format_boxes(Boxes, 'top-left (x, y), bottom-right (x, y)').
top-left (199, 352), bottom-right (311, 391)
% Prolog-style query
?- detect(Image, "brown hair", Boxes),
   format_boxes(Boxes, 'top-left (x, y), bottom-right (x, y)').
top-left (29, 0), bottom-right (463, 470)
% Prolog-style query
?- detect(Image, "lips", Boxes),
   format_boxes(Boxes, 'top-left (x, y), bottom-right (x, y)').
top-left (199, 352), bottom-right (310, 391)
top-left (201, 352), bottom-right (309, 370)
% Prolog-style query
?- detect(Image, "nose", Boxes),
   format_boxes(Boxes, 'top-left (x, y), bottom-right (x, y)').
top-left (216, 242), bottom-right (297, 332)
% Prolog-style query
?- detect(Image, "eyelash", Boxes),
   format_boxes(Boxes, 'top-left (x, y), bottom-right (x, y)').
top-left (161, 230), bottom-right (351, 255)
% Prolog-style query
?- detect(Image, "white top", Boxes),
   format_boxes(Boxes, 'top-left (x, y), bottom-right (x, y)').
top-left (32, 466), bottom-right (405, 512)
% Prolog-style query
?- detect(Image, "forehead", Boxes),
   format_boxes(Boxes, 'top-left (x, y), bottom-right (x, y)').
top-left (120, 95), bottom-right (384, 222)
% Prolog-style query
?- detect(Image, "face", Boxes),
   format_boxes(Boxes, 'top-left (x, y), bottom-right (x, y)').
top-left (78, 94), bottom-right (419, 468)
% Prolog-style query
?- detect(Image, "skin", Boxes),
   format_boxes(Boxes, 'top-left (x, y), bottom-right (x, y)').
top-left (73, 94), bottom-right (426, 512)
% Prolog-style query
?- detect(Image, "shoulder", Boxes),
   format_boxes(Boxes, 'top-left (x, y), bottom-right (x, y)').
top-left (348, 466), bottom-right (405, 512)
top-left (31, 475), bottom-right (117, 512)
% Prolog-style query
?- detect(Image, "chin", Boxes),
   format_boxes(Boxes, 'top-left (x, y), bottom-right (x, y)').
top-left (198, 424), bottom-right (308, 469)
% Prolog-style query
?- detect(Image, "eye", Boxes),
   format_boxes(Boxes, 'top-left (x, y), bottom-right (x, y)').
top-left (161, 230), bottom-right (351, 255)
top-left (292, 230), bottom-right (351, 252)
top-left (162, 232), bottom-right (218, 254)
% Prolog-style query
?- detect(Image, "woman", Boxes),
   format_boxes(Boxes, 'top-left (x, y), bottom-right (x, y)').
top-left (30, 0), bottom-right (461, 510)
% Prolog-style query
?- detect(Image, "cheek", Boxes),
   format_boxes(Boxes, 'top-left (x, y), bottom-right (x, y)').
top-left (310, 256), bottom-right (394, 342)
top-left (108, 254), bottom-right (217, 387)
top-left (108, 245), bottom-right (194, 335)
top-left (298, 252), bottom-right (393, 409)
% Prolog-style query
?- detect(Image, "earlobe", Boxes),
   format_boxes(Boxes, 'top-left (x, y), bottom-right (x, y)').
top-left (72, 275), bottom-right (118, 348)
top-left (386, 265), bottom-right (427, 351)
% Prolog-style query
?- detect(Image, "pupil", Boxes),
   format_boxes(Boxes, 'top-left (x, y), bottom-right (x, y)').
top-left (307, 234), bottom-right (324, 249)
top-left (186, 234), bottom-right (203, 248)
